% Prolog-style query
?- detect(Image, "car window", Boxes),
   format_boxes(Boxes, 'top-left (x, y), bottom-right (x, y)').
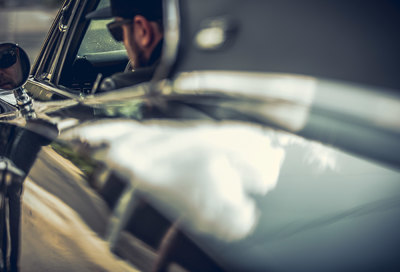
top-left (58, 0), bottom-right (128, 94)
top-left (77, 20), bottom-right (125, 56)
top-left (77, 0), bottom-right (125, 56)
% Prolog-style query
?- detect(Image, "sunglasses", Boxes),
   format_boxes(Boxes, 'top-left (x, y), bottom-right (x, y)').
top-left (107, 19), bottom-right (133, 42)
top-left (0, 46), bottom-right (17, 69)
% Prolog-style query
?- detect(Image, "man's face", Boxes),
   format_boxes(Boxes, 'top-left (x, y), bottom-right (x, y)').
top-left (121, 19), bottom-right (147, 69)
top-left (0, 46), bottom-right (23, 90)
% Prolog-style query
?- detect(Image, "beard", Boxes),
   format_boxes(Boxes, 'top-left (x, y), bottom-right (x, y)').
top-left (131, 40), bottom-right (147, 69)
top-left (0, 74), bottom-right (16, 90)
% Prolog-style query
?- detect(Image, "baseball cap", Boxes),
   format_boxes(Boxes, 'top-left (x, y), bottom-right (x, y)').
top-left (86, 0), bottom-right (163, 21)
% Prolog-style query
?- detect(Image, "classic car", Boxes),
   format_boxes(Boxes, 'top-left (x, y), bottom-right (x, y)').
top-left (0, 0), bottom-right (399, 271)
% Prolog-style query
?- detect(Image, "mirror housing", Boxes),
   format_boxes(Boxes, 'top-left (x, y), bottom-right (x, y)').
top-left (0, 43), bottom-right (35, 119)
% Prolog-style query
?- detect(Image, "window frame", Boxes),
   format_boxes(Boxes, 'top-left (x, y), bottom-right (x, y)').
top-left (29, 0), bottom-right (102, 98)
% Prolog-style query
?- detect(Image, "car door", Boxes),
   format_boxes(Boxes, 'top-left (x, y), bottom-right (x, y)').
top-left (150, 0), bottom-right (400, 271)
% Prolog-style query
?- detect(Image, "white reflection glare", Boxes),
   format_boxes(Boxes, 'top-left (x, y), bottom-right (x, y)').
top-left (303, 142), bottom-right (338, 172)
top-left (64, 121), bottom-right (285, 241)
top-left (64, 121), bottom-right (338, 241)
top-left (173, 71), bottom-right (317, 131)
top-left (0, 92), bottom-right (16, 105)
top-left (276, 133), bottom-right (338, 172)
top-left (195, 27), bottom-right (225, 50)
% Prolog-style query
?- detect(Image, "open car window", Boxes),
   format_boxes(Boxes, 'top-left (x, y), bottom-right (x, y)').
top-left (65, 0), bottom-right (128, 93)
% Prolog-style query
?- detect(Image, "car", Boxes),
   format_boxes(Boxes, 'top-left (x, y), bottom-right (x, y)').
top-left (1, 0), bottom-right (400, 271)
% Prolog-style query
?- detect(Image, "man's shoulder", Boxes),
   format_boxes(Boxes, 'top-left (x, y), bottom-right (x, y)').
top-left (100, 66), bottom-right (156, 92)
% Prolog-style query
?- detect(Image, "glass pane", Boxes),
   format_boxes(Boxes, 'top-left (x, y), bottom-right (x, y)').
top-left (77, 0), bottom-right (125, 56)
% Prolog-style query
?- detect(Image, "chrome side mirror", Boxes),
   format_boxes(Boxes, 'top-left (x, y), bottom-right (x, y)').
top-left (0, 43), bottom-right (30, 91)
top-left (0, 43), bottom-right (35, 119)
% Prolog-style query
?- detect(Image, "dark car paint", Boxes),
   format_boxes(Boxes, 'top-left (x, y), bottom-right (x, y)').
top-left (2, 83), bottom-right (399, 271)
top-left (1, 0), bottom-right (400, 271)
top-left (175, 0), bottom-right (400, 90)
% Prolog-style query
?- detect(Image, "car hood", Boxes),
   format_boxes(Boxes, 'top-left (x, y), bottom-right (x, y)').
top-left (61, 117), bottom-right (400, 272)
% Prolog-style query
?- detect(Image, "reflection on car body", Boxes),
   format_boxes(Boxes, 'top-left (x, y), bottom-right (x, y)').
top-left (0, 0), bottom-right (400, 271)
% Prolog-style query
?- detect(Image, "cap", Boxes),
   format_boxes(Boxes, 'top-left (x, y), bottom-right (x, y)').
top-left (86, 0), bottom-right (163, 21)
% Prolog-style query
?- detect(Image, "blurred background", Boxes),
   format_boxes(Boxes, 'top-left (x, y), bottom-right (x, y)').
top-left (0, 0), bottom-right (63, 64)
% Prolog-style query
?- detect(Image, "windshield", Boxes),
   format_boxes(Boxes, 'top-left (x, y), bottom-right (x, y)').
top-left (77, 0), bottom-right (125, 56)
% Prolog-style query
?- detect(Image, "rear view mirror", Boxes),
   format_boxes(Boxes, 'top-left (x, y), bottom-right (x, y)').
top-left (0, 43), bottom-right (30, 91)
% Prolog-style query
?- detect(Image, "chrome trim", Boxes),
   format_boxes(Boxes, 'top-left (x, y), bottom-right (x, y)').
top-left (0, 157), bottom-right (25, 187)
top-left (0, 91), bottom-right (17, 106)
top-left (151, 0), bottom-right (181, 91)
top-left (312, 80), bottom-right (400, 133)
top-left (106, 184), bottom-right (137, 249)
top-left (172, 71), bottom-right (316, 104)
top-left (170, 70), bottom-right (400, 133)
top-left (14, 87), bottom-right (36, 120)
top-left (26, 79), bottom-right (80, 100)
top-left (49, 0), bottom-right (79, 83)
top-left (171, 71), bottom-right (317, 131)
top-left (58, 0), bottom-right (73, 32)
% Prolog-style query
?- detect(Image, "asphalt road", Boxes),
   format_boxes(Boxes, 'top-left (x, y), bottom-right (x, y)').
top-left (20, 147), bottom-right (139, 272)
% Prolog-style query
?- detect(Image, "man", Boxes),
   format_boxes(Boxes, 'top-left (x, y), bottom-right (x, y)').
top-left (0, 44), bottom-right (24, 90)
top-left (86, 0), bottom-right (164, 91)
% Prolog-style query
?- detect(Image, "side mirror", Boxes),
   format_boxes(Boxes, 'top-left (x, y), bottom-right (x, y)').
top-left (0, 43), bottom-right (36, 119)
top-left (0, 43), bottom-right (30, 91)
